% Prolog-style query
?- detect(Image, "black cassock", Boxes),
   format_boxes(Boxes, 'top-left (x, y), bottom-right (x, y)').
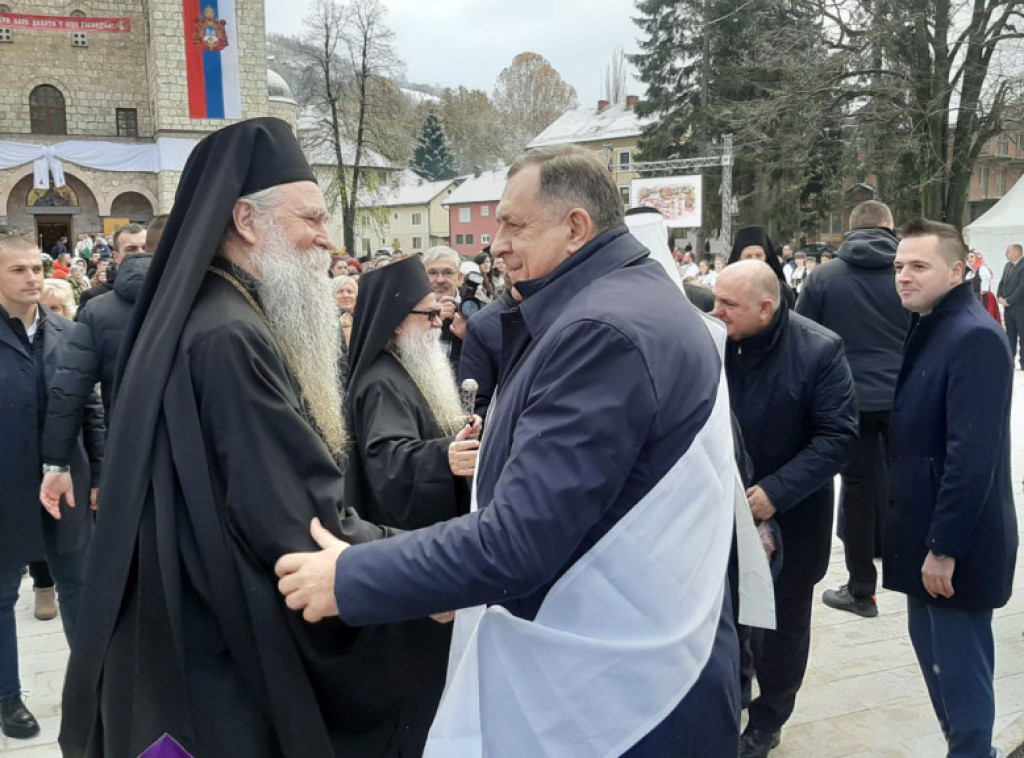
top-left (346, 350), bottom-right (471, 528)
top-left (342, 258), bottom-right (471, 755)
top-left (62, 268), bottom-right (398, 757)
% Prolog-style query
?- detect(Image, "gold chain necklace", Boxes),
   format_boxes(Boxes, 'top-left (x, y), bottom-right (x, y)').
top-left (207, 266), bottom-right (270, 328)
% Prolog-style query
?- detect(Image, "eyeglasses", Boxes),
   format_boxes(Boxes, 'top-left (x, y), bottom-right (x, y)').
top-left (426, 268), bottom-right (457, 278)
top-left (410, 308), bottom-right (443, 322)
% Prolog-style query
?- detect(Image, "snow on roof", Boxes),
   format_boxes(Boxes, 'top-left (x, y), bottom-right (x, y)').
top-left (442, 168), bottom-right (509, 205)
top-left (297, 108), bottom-right (399, 170)
top-left (527, 103), bottom-right (651, 149)
top-left (438, 167), bottom-right (505, 205)
top-left (401, 87), bottom-right (440, 104)
top-left (358, 169), bottom-right (457, 209)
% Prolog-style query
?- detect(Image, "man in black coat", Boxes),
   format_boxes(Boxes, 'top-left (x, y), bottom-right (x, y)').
top-left (887, 220), bottom-right (1017, 757)
top-left (713, 260), bottom-right (858, 758)
top-left (39, 221), bottom-right (157, 508)
top-left (997, 242), bottom-right (1024, 369)
top-left (342, 257), bottom-right (475, 755)
top-left (0, 236), bottom-right (104, 740)
top-left (76, 225), bottom-right (145, 313)
top-left (60, 119), bottom-right (389, 758)
top-left (798, 200), bottom-right (911, 617)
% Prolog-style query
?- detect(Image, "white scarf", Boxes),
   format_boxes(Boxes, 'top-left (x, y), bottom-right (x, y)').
top-left (423, 308), bottom-right (774, 758)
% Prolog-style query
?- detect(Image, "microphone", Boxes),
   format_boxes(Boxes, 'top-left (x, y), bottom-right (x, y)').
top-left (460, 379), bottom-right (479, 421)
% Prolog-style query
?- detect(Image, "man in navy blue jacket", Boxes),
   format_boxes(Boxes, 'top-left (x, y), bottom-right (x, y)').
top-left (715, 260), bottom-right (858, 758)
top-left (278, 146), bottom-right (741, 756)
top-left (887, 219), bottom-right (1017, 758)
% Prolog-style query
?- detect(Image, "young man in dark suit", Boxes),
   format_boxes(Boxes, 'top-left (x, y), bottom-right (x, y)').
top-left (888, 219), bottom-right (1017, 758)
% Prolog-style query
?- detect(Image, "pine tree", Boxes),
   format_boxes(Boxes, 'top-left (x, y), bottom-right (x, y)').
top-left (411, 110), bottom-right (457, 181)
top-left (630, 0), bottom-right (845, 239)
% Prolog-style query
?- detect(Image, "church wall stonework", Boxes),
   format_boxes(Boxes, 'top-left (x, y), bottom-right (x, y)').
top-left (148, 0), bottom-right (273, 135)
top-left (0, 0), bottom-right (152, 138)
top-left (0, 0), bottom-right (298, 232)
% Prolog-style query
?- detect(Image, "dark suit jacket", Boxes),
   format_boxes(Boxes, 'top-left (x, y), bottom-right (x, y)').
top-left (997, 258), bottom-right (1024, 311)
top-left (0, 306), bottom-right (104, 564)
top-left (883, 283), bottom-right (1018, 610)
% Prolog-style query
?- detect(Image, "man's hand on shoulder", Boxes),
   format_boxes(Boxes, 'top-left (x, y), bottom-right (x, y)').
top-left (921, 552), bottom-right (955, 599)
top-left (276, 518), bottom-right (350, 622)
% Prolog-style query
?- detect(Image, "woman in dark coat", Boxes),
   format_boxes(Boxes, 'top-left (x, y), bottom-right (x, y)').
top-left (727, 226), bottom-right (797, 307)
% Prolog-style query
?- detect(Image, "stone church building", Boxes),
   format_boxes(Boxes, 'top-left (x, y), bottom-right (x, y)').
top-left (0, 0), bottom-right (297, 251)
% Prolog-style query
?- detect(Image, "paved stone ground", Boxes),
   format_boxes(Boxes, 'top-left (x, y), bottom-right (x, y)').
top-left (3, 374), bottom-right (1023, 757)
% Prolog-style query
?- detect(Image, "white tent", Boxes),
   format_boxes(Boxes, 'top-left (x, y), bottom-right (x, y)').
top-left (963, 174), bottom-right (1024, 287)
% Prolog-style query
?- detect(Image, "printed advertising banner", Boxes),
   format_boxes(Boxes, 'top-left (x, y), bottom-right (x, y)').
top-left (630, 176), bottom-right (703, 229)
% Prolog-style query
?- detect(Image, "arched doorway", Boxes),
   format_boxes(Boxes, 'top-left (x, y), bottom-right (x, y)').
top-left (110, 191), bottom-right (154, 223)
top-left (4, 173), bottom-right (101, 254)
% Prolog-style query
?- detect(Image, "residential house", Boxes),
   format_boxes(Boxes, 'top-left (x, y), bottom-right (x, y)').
top-left (812, 124), bottom-right (1024, 247)
top-left (967, 127), bottom-right (1024, 223)
top-left (443, 168), bottom-right (507, 258)
top-left (526, 96), bottom-right (650, 206)
top-left (297, 109), bottom-right (405, 249)
top-left (354, 169), bottom-right (460, 256)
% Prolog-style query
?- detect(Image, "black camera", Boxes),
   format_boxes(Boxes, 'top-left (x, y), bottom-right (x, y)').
top-left (459, 271), bottom-right (485, 317)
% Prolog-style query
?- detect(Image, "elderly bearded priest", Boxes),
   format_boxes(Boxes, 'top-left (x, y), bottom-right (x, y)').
top-left (60, 119), bottom-right (393, 757)
top-left (278, 145), bottom-right (743, 757)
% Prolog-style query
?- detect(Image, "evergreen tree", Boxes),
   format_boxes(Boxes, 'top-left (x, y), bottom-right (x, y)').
top-left (411, 110), bottom-right (457, 181)
top-left (630, 0), bottom-right (845, 240)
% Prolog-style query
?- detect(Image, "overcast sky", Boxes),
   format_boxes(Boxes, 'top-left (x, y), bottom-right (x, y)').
top-left (264, 0), bottom-right (645, 106)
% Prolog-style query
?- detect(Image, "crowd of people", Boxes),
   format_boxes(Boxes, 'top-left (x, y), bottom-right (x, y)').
top-left (0, 117), bottom-right (1019, 758)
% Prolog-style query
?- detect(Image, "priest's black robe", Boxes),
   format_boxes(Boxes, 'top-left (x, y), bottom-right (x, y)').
top-left (346, 351), bottom-right (471, 529)
top-left (61, 267), bottom-right (392, 758)
top-left (341, 350), bottom-right (471, 755)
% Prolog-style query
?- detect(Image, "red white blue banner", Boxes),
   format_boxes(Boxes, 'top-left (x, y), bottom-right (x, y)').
top-left (182, 0), bottom-right (241, 119)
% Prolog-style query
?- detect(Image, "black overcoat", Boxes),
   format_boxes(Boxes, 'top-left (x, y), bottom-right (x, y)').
top-left (0, 307), bottom-right (104, 564)
top-left (725, 300), bottom-right (859, 585)
top-left (883, 283), bottom-right (1017, 610)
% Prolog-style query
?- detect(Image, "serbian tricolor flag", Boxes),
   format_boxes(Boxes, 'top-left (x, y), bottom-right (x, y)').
top-left (182, 0), bottom-right (241, 119)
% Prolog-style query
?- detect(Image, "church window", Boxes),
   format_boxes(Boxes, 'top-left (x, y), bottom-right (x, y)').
top-left (70, 10), bottom-right (86, 46)
top-left (0, 4), bottom-right (11, 42)
top-left (30, 85), bottom-right (67, 135)
top-left (116, 108), bottom-right (138, 137)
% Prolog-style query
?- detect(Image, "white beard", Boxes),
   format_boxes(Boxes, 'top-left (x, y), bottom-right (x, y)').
top-left (249, 223), bottom-right (347, 459)
top-left (395, 327), bottom-right (464, 436)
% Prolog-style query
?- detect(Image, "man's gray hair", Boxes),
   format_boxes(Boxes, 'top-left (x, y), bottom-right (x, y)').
top-left (241, 186), bottom-right (287, 216)
top-left (508, 145), bottom-right (625, 234)
top-left (423, 246), bottom-right (459, 266)
top-left (221, 187), bottom-right (288, 251)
